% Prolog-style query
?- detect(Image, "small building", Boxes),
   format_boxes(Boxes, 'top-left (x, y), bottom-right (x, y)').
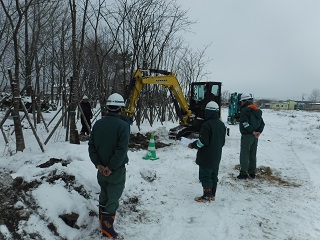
top-left (294, 101), bottom-right (320, 111)
top-left (270, 100), bottom-right (295, 110)
top-left (308, 103), bottom-right (320, 110)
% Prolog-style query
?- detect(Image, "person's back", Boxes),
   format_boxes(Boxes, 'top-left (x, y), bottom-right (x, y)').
top-left (80, 96), bottom-right (92, 117)
top-left (80, 96), bottom-right (93, 135)
top-left (188, 101), bottom-right (226, 202)
top-left (239, 101), bottom-right (264, 134)
top-left (80, 101), bottom-right (92, 117)
top-left (88, 93), bottom-right (129, 239)
top-left (237, 93), bottom-right (265, 180)
top-left (89, 112), bottom-right (129, 170)
top-left (195, 113), bottom-right (226, 169)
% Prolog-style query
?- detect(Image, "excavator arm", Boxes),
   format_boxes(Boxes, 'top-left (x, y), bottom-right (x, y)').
top-left (124, 69), bottom-right (192, 126)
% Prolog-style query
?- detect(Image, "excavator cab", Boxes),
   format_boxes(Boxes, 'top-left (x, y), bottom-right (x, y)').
top-left (181, 82), bottom-right (222, 137)
top-left (189, 82), bottom-right (222, 120)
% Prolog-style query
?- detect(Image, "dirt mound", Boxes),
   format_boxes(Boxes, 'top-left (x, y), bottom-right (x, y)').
top-left (0, 132), bottom-right (170, 239)
top-left (37, 158), bottom-right (71, 168)
top-left (129, 132), bottom-right (171, 150)
top-left (0, 168), bottom-right (93, 239)
top-left (79, 132), bottom-right (171, 150)
top-left (0, 173), bottom-right (41, 240)
top-left (234, 165), bottom-right (300, 187)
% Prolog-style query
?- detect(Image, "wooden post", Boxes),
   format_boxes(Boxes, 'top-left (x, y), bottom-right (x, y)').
top-left (20, 99), bottom-right (44, 152)
top-left (47, 105), bottom-right (63, 127)
top-left (10, 104), bottom-right (32, 136)
top-left (0, 109), bottom-right (11, 145)
top-left (92, 108), bottom-right (101, 123)
top-left (1, 127), bottom-right (8, 144)
top-left (0, 109), bottom-right (11, 129)
top-left (39, 110), bottom-right (49, 133)
top-left (44, 106), bottom-right (69, 145)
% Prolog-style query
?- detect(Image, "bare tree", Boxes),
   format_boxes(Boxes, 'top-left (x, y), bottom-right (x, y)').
top-left (0, 0), bottom-right (34, 151)
top-left (0, 13), bottom-right (11, 91)
top-left (50, 7), bottom-right (72, 106)
top-left (0, 0), bottom-right (217, 146)
top-left (308, 89), bottom-right (320, 102)
top-left (175, 44), bottom-right (212, 96)
top-left (301, 92), bottom-right (307, 101)
top-left (221, 90), bottom-right (230, 103)
top-left (115, 0), bottom-right (192, 72)
top-left (68, 0), bottom-right (89, 144)
top-left (0, 8), bottom-right (11, 63)
top-left (84, 0), bottom-right (126, 116)
top-left (22, 1), bottom-right (61, 96)
top-left (105, 0), bottom-right (195, 126)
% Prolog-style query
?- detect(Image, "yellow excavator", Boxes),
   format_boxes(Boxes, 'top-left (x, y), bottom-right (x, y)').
top-left (124, 69), bottom-right (222, 139)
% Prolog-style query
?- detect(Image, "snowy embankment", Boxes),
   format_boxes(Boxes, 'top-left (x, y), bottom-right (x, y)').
top-left (0, 108), bottom-right (320, 240)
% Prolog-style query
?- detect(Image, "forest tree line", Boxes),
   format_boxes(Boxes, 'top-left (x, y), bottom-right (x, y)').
top-left (0, 0), bottom-right (212, 149)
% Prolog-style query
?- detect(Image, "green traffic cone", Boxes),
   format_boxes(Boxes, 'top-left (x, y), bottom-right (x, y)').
top-left (143, 134), bottom-right (159, 160)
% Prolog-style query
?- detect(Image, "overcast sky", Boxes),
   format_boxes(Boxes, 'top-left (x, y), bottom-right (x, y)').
top-left (176, 0), bottom-right (320, 100)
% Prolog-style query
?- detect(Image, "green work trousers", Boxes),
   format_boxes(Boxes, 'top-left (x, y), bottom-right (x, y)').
top-left (239, 134), bottom-right (258, 174)
top-left (199, 166), bottom-right (220, 189)
top-left (97, 167), bottom-right (126, 214)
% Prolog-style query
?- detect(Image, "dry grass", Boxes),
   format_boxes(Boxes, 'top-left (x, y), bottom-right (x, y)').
top-left (234, 165), bottom-right (301, 187)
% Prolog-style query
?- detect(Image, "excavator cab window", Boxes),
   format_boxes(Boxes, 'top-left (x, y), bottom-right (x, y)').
top-left (193, 84), bottom-right (205, 102)
top-left (211, 85), bottom-right (219, 96)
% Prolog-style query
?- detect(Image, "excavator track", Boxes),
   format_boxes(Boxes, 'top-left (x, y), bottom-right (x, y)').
top-left (169, 125), bottom-right (197, 140)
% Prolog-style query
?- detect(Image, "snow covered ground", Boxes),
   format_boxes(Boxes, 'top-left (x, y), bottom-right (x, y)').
top-left (0, 107), bottom-right (320, 240)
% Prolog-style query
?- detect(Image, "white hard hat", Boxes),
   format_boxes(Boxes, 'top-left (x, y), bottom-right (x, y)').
top-left (106, 93), bottom-right (125, 106)
top-left (82, 95), bottom-right (88, 100)
top-left (240, 93), bottom-right (252, 101)
top-left (205, 101), bottom-right (219, 111)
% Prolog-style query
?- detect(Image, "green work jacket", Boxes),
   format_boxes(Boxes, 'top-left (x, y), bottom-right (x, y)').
top-left (88, 112), bottom-right (130, 171)
top-left (191, 113), bottom-right (226, 169)
top-left (239, 101), bottom-right (265, 134)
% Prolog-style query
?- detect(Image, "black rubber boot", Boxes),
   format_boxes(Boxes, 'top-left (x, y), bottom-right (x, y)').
top-left (237, 172), bottom-right (249, 179)
top-left (101, 211), bottom-right (123, 239)
top-left (99, 204), bottom-right (105, 230)
top-left (212, 183), bottom-right (217, 200)
top-left (249, 173), bottom-right (256, 179)
top-left (195, 188), bottom-right (215, 202)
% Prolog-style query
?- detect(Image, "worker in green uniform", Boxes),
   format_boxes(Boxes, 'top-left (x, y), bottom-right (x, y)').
top-left (237, 93), bottom-right (265, 180)
top-left (188, 101), bottom-right (226, 202)
top-left (88, 93), bottom-right (129, 239)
